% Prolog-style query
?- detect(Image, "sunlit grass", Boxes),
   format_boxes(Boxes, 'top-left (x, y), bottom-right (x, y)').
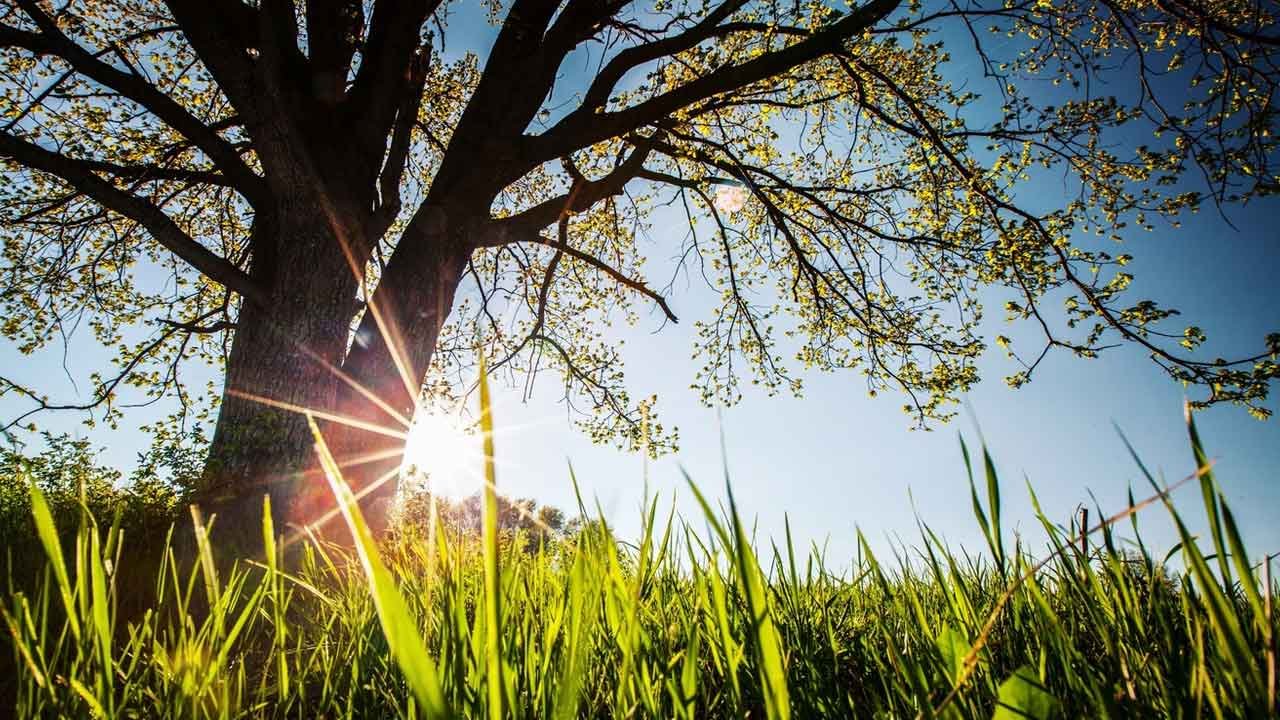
top-left (2, 401), bottom-right (1277, 718)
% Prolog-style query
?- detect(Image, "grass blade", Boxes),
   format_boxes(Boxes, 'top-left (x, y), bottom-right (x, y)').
top-left (479, 357), bottom-right (505, 720)
top-left (26, 472), bottom-right (80, 642)
top-left (307, 415), bottom-right (454, 719)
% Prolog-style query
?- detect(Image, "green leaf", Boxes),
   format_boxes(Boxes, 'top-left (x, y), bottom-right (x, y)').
top-left (27, 473), bottom-right (80, 641)
top-left (1186, 406), bottom-right (1232, 587)
top-left (935, 625), bottom-right (971, 684)
top-left (307, 415), bottom-right (454, 719)
top-left (993, 666), bottom-right (1056, 720)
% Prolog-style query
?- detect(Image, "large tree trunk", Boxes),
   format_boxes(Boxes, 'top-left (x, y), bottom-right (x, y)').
top-left (199, 203), bottom-right (470, 553)
top-left (308, 211), bottom-right (471, 538)
top-left (199, 207), bottom-right (360, 552)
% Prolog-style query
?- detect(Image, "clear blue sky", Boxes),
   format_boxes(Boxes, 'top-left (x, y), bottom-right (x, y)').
top-left (482, 195), bottom-right (1280, 566)
top-left (1, 2), bottom-right (1276, 569)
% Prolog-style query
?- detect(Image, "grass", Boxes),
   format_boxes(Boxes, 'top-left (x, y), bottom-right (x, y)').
top-left (2, 380), bottom-right (1277, 718)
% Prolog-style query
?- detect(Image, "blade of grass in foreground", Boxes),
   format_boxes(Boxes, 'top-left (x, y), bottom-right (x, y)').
top-left (685, 472), bottom-right (791, 720)
top-left (26, 473), bottom-right (81, 642)
top-left (307, 414), bottom-right (454, 719)
top-left (261, 495), bottom-right (290, 695)
top-left (479, 358), bottom-right (505, 720)
top-left (727, 482), bottom-right (791, 720)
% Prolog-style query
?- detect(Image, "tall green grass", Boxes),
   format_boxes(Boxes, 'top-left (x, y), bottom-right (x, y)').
top-left (3, 391), bottom-right (1276, 718)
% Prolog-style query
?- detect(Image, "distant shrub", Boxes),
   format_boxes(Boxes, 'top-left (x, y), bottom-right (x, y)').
top-left (0, 430), bottom-right (204, 568)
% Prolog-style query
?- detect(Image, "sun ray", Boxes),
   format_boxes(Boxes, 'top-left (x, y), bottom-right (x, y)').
top-left (270, 445), bottom-right (409, 487)
top-left (356, 290), bottom-right (420, 410)
top-left (407, 464), bottom-right (560, 536)
top-left (320, 198), bottom-right (423, 407)
top-left (328, 446), bottom-right (408, 470)
top-left (284, 442), bottom-right (404, 548)
top-left (403, 446), bottom-right (560, 536)
top-left (228, 389), bottom-right (407, 440)
top-left (284, 392), bottom-right (567, 546)
top-left (261, 446), bottom-right (407, 532)
top-left (292, 342), bottom-right (413, 429)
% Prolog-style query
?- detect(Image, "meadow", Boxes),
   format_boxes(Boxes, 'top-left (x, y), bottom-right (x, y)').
top-left (2, 397), bottom-right (1276, 719)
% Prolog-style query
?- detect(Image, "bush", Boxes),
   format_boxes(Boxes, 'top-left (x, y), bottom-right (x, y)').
top-left (0, 430), bottom-right (203, 575)
top-left (393, 485), bottom-right (571, 552)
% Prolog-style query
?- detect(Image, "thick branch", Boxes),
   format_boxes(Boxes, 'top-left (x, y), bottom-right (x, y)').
top-left (541, 0), bottom-right (637, 59)
top-left (2, 3), bottom-right (263, 199)
top-left (372, 43), bottom-right (430, 236)
top-left (493, 139), bottom-right (655, 234)
top-left (0, 132), bottom-right (266, 305)
top-left (576, 0), bottom-right (751, 112)
top-left (306, 0), bottom-right (364, 103)
top-left (346, 0), bottom-right (441, 152)
top-left (528, 0), bottom-right (901, 163)
top-left (160, 0), bottom-right (259, 114)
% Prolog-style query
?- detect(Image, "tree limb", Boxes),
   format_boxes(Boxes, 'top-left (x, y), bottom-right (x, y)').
top-left (492, 138), bottom-right (656, 234)
top-left (0, 131), bottom-right (266, 305)
top-left (575, 0), bottom-right (751, 112)
top-left (527, 0), bottom-right (902, 163)
top-left (481, 229), bottom-right (678, 323)
top-left (3, 2), bottom-right (263, 200)
top-left (346, 0), bottom-right (443, 154)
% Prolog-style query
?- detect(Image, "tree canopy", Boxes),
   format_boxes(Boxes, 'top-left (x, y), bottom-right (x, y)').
top-left (0, 0), bottom-right (1276, 524)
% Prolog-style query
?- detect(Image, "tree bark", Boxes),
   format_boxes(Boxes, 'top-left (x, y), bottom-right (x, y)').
top-left (307, 210), bottom-right (471, 539)
top-left (199, 205), bottom-right (360, 552)
top-left (199, 202), bottom-right (471, 552)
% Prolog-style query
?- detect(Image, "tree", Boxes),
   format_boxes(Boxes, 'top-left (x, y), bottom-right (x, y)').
top-left (1, 0), bottom-right (1276, 546)
top-left (396, 486), bottom-right (569, 551)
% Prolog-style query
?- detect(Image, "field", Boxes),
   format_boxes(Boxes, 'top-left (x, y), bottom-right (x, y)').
top-left (2, 403), bottom-right (1276, 719)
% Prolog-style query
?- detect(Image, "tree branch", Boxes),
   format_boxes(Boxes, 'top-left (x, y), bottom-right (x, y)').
top-left (160, 0), bottom-right (259, 114)
top-left (372, 42), bottom-right (430, 236)
top-left (480, 229), bottom-right (678, 323)
top-left (346, 0), bottom-right (442, 152)
top-left (575, 0), bottom-right (751, 112)
top-left (493, 137), bottom-right (656, 234)
top-left (0, 131), bottom-right (266, 305)
top-left (527, 0), bottom-right (901, 163)
top-left (3, 2), bottom-right (263, 200)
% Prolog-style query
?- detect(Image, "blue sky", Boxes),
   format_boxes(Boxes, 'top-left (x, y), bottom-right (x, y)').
top-left (1, 1), bottom-right (1277, 569)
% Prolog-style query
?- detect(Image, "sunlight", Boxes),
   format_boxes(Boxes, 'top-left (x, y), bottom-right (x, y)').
top-left (401, 405), bottom-right (479, 500)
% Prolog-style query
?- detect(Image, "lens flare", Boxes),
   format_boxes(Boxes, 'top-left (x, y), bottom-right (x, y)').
top-left (401, 407), bottom-right (478, 500)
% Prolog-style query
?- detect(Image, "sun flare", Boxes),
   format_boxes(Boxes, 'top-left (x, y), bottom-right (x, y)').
top-left (401, 406), bottom-right (479, 500)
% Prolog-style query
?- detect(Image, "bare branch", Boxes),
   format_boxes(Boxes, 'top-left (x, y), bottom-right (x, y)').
top-left (576, 0), bottom-right (751, 112)
top-left (347, 0), bottom-right (443, 151)
top-left (483, 229), bottom-right (678, 324)
top-left (493, 137), bottom-right (656, 234)
top-left (527, 0), bottom-right (902, 162)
